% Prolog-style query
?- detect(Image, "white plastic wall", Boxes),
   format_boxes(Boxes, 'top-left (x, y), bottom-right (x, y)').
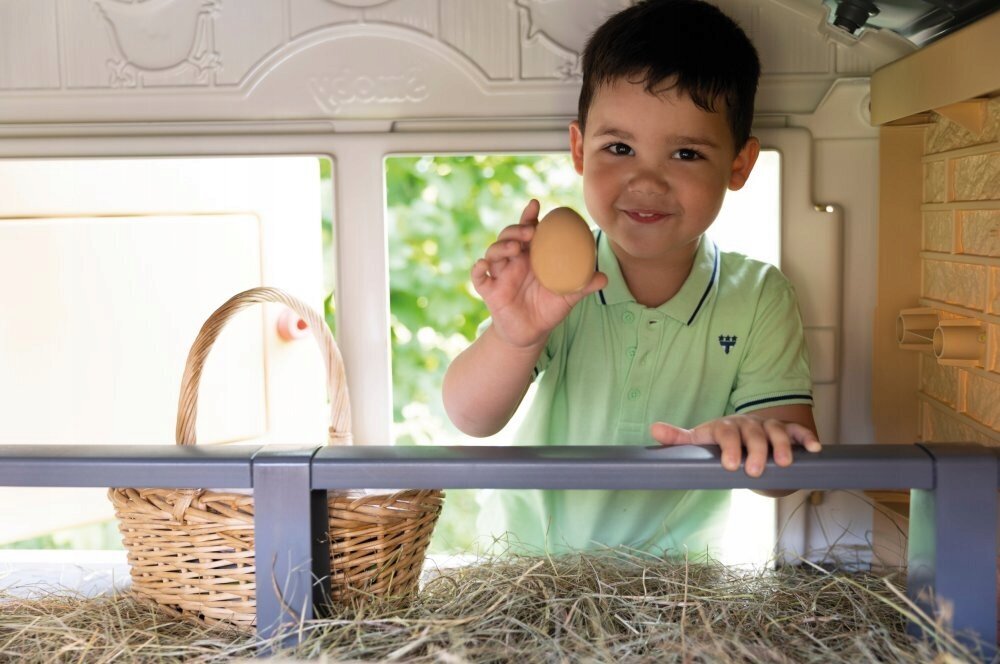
top-left (0, 0), bottom-right (915, 562)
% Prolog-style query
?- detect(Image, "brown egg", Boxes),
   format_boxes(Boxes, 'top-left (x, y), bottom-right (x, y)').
top-left (530, 206), bottom-right (596, 295)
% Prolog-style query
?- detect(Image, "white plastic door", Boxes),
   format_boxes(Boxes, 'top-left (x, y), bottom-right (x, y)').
top-left (0, 156), bottom-right (328, 543)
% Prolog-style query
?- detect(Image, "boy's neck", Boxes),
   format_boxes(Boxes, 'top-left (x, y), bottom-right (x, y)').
top-left (612, 238), bottom-right (701, 308)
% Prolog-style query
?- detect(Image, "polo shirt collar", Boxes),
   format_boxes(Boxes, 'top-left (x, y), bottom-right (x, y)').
top-left (594, 231), bottom-right (719, 326)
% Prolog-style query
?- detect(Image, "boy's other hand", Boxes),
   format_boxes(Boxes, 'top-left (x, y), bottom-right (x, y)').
top-left (650, 412), bottom-right (821, 478)
top-left (471, 199), bottom-right (607, 349)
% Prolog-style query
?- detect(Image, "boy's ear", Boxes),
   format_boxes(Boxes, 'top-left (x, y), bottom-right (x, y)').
top-left (569, 121), bottom-right (585, 175)
top-left (728, 137), bottom-right (760, 191)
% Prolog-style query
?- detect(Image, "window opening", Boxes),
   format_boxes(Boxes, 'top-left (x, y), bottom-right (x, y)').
top-left (385, 154), bottom-right (584, 449)
top-left (0, 155), bottom-right (333, 558)
top-left (384, 151), bottom-right (781, 558)
top-left (709, 150), bottom-right (781, 267)
top-left (320, 157), bottom-right (337, 334)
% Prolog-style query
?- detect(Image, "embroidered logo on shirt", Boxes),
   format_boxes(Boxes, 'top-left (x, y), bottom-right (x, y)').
top-left (719, 335), bottom-right (737, 354)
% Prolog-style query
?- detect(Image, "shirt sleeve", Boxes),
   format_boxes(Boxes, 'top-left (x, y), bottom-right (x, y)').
top-left (729, 269), bottom-right (814, 414)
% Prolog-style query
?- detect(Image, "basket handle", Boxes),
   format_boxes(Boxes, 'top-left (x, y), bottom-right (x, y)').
top-left (175, 287), bottom-right (352, 447)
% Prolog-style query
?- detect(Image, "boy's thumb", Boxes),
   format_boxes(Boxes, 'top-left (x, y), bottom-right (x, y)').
top-left (580, 270), bottom-right (608, 295)
top-left (650, 422), bottom-right (695, 446)
top-left (563, 271), bottom-right (608, 306)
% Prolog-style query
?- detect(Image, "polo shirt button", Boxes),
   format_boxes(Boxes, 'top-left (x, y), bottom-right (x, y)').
top-left (623, 312), bottom-right (635, 323)
top-left (628, 388), bottom-right (641, 400)
top-left (626, 346), bottom-right (636, 358)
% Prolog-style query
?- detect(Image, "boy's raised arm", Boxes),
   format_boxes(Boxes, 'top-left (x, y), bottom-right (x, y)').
top-left (443, 199), bottom-right (607, 437)
top-left (442, 325), bottom-right (543, 437)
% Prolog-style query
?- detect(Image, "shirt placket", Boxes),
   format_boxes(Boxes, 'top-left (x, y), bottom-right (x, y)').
top-left (620, 306), bottom-right (668, 430)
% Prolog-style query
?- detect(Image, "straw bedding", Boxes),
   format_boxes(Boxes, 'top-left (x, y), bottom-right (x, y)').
top-left (0, 552), bottom-right (983, 663)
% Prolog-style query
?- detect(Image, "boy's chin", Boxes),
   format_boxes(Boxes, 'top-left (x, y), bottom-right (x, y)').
top-left (606, 230), bottom-right (705, 259)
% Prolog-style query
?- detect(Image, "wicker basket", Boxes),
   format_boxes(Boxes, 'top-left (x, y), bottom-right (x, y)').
top-left (108, 287), bottom-right (444, 630)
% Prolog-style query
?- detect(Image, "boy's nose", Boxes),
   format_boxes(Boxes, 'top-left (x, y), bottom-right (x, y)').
top-left (626, 168), bottom-right (670, 196)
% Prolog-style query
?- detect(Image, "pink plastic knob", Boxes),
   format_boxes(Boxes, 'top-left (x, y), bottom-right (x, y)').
top-left (277, 308), bottom-right (310, 341)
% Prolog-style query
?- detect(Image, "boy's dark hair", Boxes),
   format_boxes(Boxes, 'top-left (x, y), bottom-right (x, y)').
top-left (578, 0), bottom-right (761, 149)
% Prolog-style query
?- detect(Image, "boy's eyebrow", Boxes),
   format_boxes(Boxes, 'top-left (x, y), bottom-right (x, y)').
top-left (591, 126), bottom-right (635, 140)
top-left (672, 135), bottom-right (721, 149)
top-left (591, 126), bottom-right (721, 149)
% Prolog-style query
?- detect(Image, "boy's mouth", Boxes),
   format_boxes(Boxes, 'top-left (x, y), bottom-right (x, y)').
top-left (623, 209), bottom-right (668, 224)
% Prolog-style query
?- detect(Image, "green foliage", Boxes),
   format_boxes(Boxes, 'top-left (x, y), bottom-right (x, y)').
top-left (320, 158), bottom-right (337, 335)
top-left (383, 154), bottom-right (585, 552)
top-left (385, 154), bottom-right (584, 442)
top-left (2, 520), bottom-right (123, 550)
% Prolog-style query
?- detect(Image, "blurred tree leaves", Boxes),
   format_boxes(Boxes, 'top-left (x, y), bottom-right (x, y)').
top-left (384, 154), bottom-right (585, 448)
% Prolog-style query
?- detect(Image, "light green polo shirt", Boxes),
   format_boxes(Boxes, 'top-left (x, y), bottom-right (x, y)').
top-left (476, 232), bottom-right (813, 556)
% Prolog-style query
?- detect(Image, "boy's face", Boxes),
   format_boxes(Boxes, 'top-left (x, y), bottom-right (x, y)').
top-left (570, 77), bottom-right (759, 270)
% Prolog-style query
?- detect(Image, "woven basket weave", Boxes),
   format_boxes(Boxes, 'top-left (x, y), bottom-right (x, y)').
top-left (108, 287), bottom-right (444, 630)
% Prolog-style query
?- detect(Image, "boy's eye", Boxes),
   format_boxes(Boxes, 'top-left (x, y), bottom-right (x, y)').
top-left (605, 142), bottom-right (635, 157)
top-left (673, 148), bottom-right (703, 161)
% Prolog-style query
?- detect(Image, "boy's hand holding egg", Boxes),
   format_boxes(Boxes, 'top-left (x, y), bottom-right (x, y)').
top-left (471, 201), bottom-right (605, 350)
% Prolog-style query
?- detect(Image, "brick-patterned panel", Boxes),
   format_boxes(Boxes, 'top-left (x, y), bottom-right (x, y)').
top-left (923, 259), bottom-right (988, 310)
top-left (991, 267), bottom-right (1000, 315)
top-left (924, 210), bottom-right (954, 252)
top-left (961, 210), bottom-right (1000, 257)
top-left (965, 372), bottom-right (1000, 431)
top-left (925, 98), bottom-right (1000, 154)
top-left (922, 402), bottom-right (997, 445)
top-left (912, 103), bottom-right (1000, 449)
top-left (923, 160), bottom-right (947, 203)
top-left (919, 353), bottom-right (960, 407)
top-left (989, 324), bottom-right (1000, 372)
top-left (952, 152), bottom-right (1000, 202)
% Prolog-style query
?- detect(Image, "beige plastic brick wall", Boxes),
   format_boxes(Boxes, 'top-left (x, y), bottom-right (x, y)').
top-left (918, 98), bottom-right (1000, 445)
top-left (870, 13), bottom-right (1000, 572)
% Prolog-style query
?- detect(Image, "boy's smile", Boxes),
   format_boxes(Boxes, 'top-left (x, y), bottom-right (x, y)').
top-left (570, 77), bottom-right (759, 299)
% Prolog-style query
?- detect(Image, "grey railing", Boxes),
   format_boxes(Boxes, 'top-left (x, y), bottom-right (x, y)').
top-left (0, 442), bottom-right (996, 658)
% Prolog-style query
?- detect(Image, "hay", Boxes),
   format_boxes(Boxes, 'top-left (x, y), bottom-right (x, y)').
top-left (0, 553), bottom-right (985, 663)
top-left (0, 589), bottom-right (254, 663)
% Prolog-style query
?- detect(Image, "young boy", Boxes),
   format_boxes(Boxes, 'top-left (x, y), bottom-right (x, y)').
top-left (443, 0), bottom-right (820, 555)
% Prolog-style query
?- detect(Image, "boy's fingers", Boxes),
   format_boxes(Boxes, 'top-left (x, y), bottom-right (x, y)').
top-left (470, 259), bottom-right (496, 296)
top-left (787, 423), bottom-right (822, 452)
top-left (713, 422), bottom-right (743, 472)
top-left (562, 271), bottom-right (609, 307)
top-left (496, 224), bottom-right (534, 244)
top-left (483, 239), bottom-right (525, 264)
top-left (763, 419), bottom-right (794, 467)
top-left (649, 422), bottom-right (694, 445)
top-left (580, 271), bottom-right (609, 295)
top-left (653, 420), bottom-right (756, 473)
top-left (471, 259), bottom-right (489, 283)
top-left (520, 199), bottom-right (541, 225)
top-left (653, 418), bottom-right (815, 475)
top-left (740, 419), bottom-right (769, 477)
